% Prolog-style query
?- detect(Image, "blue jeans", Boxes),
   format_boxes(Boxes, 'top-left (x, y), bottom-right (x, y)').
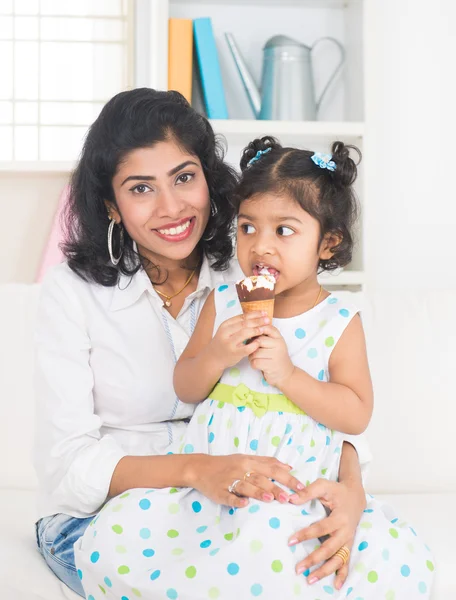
top-left (36, 513), bottom-right (93, 598)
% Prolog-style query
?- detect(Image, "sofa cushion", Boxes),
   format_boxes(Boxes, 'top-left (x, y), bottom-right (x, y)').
top-left (0, 489), bottom-right (451, 600)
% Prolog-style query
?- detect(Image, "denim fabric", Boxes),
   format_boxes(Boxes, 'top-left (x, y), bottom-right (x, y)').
top-left (36, 513), bottom-right (93, 598)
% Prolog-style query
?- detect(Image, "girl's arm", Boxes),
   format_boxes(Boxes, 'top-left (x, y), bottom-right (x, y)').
top-left (281, 315), bottom-right (373, 434)
top-left (174, 291), bottom-right (268, 403)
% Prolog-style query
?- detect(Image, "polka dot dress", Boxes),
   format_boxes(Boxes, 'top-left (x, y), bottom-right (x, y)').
top-left (74, 284), bottom-right (434, 599)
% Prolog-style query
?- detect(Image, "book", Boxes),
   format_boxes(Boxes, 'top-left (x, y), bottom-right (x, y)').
top-left (36, 185), bottom-right (68, 282)
top-left (193, 17), bottom-right (228, 119)
top-left (168, 19), bottom-right (193, 103)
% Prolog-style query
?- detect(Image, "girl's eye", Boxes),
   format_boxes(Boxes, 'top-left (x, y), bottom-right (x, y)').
top-left (277, 226), bottom-right (294, 237)
top-left (240, 223), bottom-right (256, 234)
top-left (176, 172), bottom-right (194, 184)
top-left (131, 183), bottom-right (151, 194)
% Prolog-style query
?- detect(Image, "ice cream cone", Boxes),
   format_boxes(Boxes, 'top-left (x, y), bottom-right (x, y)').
top-left (236, 275), bottom-right (275, 319)
top-left (240, 299), bottom-right (274, 320)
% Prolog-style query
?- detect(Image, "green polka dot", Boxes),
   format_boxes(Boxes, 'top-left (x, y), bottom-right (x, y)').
top-left (112, 524), bottom-right (123, 534)
top-left (132, 589), bottom-right (142, 597)
top-left (112, 504), bottom-right (123, 512)
top-left (426, 560), bottom-right (434, 572)
top-left (224, 532), bottom-right (233, 541)
top-left (226, 419), bottom-right (232, 429)
top-left (217, 401), bottom-right (225, 408)
top-left (325, 336), bottom-right (335, 347)
top-left (271, 436), bottom-right (280, 447)
top-left (293, 583), bottom-right (301, 595)
top-left (119, 493), bottom-right (130, 499)
top-left (214, 516), bottom-right (221, 525)
top-left (234, 437), bottom-right (239, 448)
top-left (197, 415), bottom-right (206, 424)
top-left (118, 565), bottom-right (130, 575)
top-left (319, 319), bottom-right (327, 328)
top-left (185, 566), bottom-right (197, 579)
top-left (229, 368), bottom-right (240, 378)
top-left (99, 585), bottom-right (106, 594)
top-left (368, 571), bottom-right (378, 583)
top-left (271, 560), bottom-right (283, 573)
top-left (301, 424), bottom-right (308, 432)
top-left (389, 528), bottom-right (399, 538)
top-left (407, 543), bottom-right (415, 553)
top-left (355, 562), bottom-right (366, 574)
top-left (321, 468), bottom-right (328, 475)
top-left (115, 545), bottom-right (127, 553)
top-left (236, 527), bottom-right (241, 538)
top-left (266, 424), bottom-right (272, 434)
top-left (310, 438), bottom-right (315, 447)
top-left (167, 529), bottom-right (179, 538)
top-left (250, 540), bottom-right (263, 553)
top-left (360, 521), bottom-right (373, 529)
top-left (208, 588), bottom-right (220, 599)
top-left (169, 488), bottom-right (178, 494)
top-left (172, 548), bottom-right (184, 556)
top-left (168, 503), bottom-right (180, 514)
top-left (386, 591), bottom-right (395, 600)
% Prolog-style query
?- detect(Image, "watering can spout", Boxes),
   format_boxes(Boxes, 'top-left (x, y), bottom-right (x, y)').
top-left (224, 32), bottom-right (261, 118)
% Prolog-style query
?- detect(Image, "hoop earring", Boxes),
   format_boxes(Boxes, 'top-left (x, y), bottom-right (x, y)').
top-left (203, 199), bottom-right (218, 241)
top-left (108, 218), bottom-right (124, 266)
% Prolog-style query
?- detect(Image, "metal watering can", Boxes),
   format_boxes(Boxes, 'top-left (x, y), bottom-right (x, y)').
top-left (225, 33), bottom-right (345, 121)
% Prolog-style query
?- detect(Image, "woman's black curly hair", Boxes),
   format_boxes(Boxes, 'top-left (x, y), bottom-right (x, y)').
top-left (62, 88), bottom-right (238, 286)
top-left (235, 136), bottom-right (361, 272)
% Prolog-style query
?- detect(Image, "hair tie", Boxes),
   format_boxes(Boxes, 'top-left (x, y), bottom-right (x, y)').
top-left (247, 147), bottom-right (272, 167)
top-left (311, 152), bottom-right (336, 172)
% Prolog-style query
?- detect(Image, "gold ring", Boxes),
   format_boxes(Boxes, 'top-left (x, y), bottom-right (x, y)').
top-left (244, 471), bottom-right (254, 481)
top-left (334, 545), bottom-right (351, 565)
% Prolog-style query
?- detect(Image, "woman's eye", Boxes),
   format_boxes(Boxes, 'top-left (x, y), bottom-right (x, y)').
top-left (240, 223), bottom-right (255, 234)
top-left (176, 173), bottom-right (194, 184)
top-left (277, 226), bottom-right (294, 237)
top-left (131, 184), bottom-right (151, 194)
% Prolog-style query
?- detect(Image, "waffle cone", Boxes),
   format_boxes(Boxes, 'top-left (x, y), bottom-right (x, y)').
top-left (241, 299), bottom-right (274, 320)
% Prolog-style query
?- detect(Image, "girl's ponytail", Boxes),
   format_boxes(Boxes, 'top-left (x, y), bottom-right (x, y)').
top-left (330, 141), bottom-right (361, 188)
top-left (240, 136), bottom-right (282, 171)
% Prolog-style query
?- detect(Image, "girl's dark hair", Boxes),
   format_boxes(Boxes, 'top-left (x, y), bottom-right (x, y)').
top-left (63, 88), bottom-right (238, 286)
top-left (236, 136), bottom-right (361, 271)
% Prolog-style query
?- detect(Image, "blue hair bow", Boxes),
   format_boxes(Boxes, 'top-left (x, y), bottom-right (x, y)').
top-left (247, 147), bottom-right (272, 167)
top-left (311, 152), bottom-right (336, 171)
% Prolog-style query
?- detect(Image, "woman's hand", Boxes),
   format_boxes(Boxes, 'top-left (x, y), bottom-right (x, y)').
top-left (186, 454), bottom-right (305, 507)
top-left (208, 312), bottom-right (269, 371)
top-left (288, 478), bottom-right (366, 589)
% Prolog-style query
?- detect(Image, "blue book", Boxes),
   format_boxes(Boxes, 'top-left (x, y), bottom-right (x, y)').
top-left (193, 17), bottom-right (229, 119)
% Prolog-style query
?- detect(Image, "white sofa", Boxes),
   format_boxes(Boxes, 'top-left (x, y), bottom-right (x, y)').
top-left (0, 283), bottom-right (454, 599)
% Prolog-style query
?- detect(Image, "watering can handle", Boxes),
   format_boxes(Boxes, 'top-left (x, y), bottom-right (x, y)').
top-left (311, 37), bottom-right (345, 115)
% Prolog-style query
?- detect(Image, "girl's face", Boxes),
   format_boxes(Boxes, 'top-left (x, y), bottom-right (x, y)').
top-left (237, 193), bottom-right (334, 296)
top-left (109, 140), bottom-right (210, 266)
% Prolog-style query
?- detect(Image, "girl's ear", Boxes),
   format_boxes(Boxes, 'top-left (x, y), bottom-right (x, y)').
top-left (319, 231), bottom-right (342, 260)
top-left (104, 200), bottom-right (122, 224)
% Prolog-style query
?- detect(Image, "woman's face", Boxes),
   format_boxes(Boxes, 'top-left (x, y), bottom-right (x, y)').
top-left (110, 140), bottom-right (210, 266)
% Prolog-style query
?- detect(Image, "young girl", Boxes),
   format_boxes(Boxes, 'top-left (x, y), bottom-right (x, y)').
top-left (75, 138), bottom-right (434, 599)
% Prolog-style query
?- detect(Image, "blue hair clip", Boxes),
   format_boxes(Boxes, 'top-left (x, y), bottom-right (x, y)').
top-left (311, 152), bottom-right (336, 172)
top-left (247, 146), bottom-right (272, 167)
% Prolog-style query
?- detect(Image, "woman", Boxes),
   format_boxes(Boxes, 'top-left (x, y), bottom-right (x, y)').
top-left (34, 88), bottom-right (370, 598)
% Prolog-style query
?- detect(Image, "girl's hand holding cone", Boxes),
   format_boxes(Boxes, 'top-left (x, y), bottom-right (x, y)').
top-left (249, 325), bottom-right (295, 389)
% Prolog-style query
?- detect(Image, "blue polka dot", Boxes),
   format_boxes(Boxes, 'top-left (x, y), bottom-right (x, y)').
top-left (139, 498), bottom-right (151, 510)
top-left (306, 456), bottom-right (316, 462)
top-left (88, 596), bottom-right (95, 600)
top-left (208, 414), bottom-right (214, 426)
top-left (249, 504), bottom-right (260, 513)
top-left (140, 527), bottom-right (151, 539)
top-left (227, 300), bottom-right (236, 308)
top-left (237, 406), bottom-right (246, 412)
top-left (339, 308), bottom-right (350, 317)
top-left (401, 564), bottom-right (411, 577)
top-left (200, 539), bottom-right (212, 548)
top-left (297, 445), bottom-right (304, 455)
top-left (410, 527), bottom-right (417, 536)
top-left (143, 548), bottom-right (155, 557)
top-left (251, 583), bottom-right (263, 596)
top-left (346, 587), bottom-right (353, 595)
top-left (229, 508), bottom-right (235, 515)
top-left (121, 597), bottom-right (130, 600)
top-left (323, 585), bottom-right (334, 594)
top-left (364, 509), bottom-right (374, 513)
top-left (150, 570), bottom-right (161, 580)
top-left (90, 551), bottom-right (100, 563)
top-left (301, 509), bottom-right (309, 515)
top-left (208, 432), bottom-right (215, 443)
top-left (289, 544), bottom-right (296, 553)
top-left (269, 517), bottom-right (280, 529)
top-left (328, 297), bottom-right (338, 304)
top-left (318, 369), bottom-right (325, 381)
top-left (227, 562), bottom-right (240, 575)
top-left (295, 328), bottom-right (306, 339)
top-left (167, 590), bottom-right (178, 600)
top-left (358, 541), bottom-right (368, 551)
top-left (250, 439), bottom-right (258, 451)
top-left (218, 285), bottom-right (228, 292)
top-left (210, 548), bottom-right (220, 556)
top-left (104, 577), bottom-right (112, 587)
top-left (192, 501), bottom-right (202, 513)
top-left (391, 518), bottom-right (398, 523)
top-left (303, 569), bottom-right (310, 577)
top-left (262, 378), bottom-right (269, 386)
top-left (285, 423), bottom-right (292, 434)
top-left (418, 582), bottom-right (427, 593)
top-left (326, 435), bottom-right (331, 445)
top-left (308, 348), bottom-right (318, 359)
top-left (382, 549), bottom-right (390, 560)
top-left (77, 569), bottom-right (82, 580)
top-left (184, 444), bottom-right (194, 454)
top-left (196, 526), bottom-right (207, 533)
top-left (287, 437), bottom-right (293, 445)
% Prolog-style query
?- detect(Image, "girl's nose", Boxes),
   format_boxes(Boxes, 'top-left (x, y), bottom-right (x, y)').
top-left (251, 232), bottom-right (275, 257)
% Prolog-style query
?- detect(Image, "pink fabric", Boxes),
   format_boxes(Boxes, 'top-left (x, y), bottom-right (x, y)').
top-left (36, 185), bottom-right (69, 282)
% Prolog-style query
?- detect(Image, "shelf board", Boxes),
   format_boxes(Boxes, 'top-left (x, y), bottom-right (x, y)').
top-left (318, 270), bottom-right (364, 286)
top-left (210, 120), bottom-right (364, 139)
top-left (0, 161), bottom-right (75, 174)
top-left (172, 0), bottom-right (357, 7)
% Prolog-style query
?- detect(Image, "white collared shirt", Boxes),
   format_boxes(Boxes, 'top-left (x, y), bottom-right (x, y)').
top-left (34, 257), bottom-right (370, 520)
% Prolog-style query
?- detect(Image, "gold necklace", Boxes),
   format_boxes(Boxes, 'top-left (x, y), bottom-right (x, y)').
top-left (153, 268), bottom-right (197, 308)
top-left (313, 284), bottom-right (323, 308)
